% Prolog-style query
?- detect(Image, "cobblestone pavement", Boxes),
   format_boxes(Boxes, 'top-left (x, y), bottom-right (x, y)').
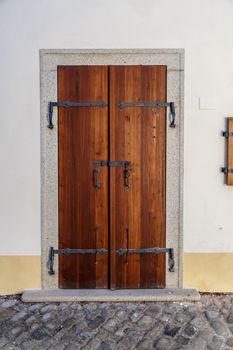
top-left (1, 294), bottom-right (233, 349)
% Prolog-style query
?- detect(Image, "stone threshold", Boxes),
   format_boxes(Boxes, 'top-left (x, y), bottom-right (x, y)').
top-left (22, 288), bottom-right (200, 303)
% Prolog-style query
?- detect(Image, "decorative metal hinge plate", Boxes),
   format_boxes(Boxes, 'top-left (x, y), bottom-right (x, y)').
top-left (117, 101), bottom-right (176, 128)
top-left (48, 247), bottom-right (108, 275)
top-left (47, 101), bottom-right (107, 129)
top-left (116, 247), bottom-right (175, 272)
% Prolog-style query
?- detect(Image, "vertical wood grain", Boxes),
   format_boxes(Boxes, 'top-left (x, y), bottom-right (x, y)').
top-left (58, 66), bottom-right (108, 288)
top-left (58, 64), bottom-right (166, 289)
top-left (109, 65), bottom-right (166, 288)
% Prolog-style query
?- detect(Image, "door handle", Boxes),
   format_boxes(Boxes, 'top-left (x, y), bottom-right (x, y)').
top-left (93, 167), bottom-right (101, 189)
top-left (124, 162), bottom-right (131, 188)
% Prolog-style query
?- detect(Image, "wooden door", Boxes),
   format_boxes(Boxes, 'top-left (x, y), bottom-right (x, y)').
top-left (58, 65), bottom-right (166, 289)
top-left (110, 66), bottom-right (166, 288)
top-left (58, 66), bottom-right (109, 288)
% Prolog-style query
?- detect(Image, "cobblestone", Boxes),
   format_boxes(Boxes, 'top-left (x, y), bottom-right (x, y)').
top-left (228, 314), bottom-right (233, 324)
top-left (1, 300), bottom-right (18, 308)
top-left (211, 319), bottom-right (231, 337)
top-left (11, 311), bottom-right (27, 322)
top-left (1, 294), bottom-right (233, 349)
top-left (205, 310), bottom-right (220, 321)
top-left (208, 335), bottom-right (224, 349)
top-left (155, 337), bottom-right (174, 349)
top-left (226, 337), bottom-right (233, 347)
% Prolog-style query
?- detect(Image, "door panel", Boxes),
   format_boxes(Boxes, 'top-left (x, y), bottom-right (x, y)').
top-left (110, 66), bottom-right (166, 288)
top-left (58, 66), bottom-right (109, 288)
top-left (57, 65), bottom-right (166, 289)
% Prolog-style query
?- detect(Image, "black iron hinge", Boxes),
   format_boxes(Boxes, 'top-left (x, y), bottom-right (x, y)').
top-left (48, 247), bottom-right (108, 275)
top-left (47, 101), bottom-right (107, 129)
top-left (116, 247), bottom-right (175, 272)
top-left (221, 131), bottom-right (233, 177)
top-left (48, 246), bottom-right (174, 275)
top-left (221, 167), bottom-right (233, 174)
top-left (47, 100), bottom-right (176, 129)
top-left (117, 101), bottom-right (176, 128)
top-left (223, 131), bottom-right (233, 137)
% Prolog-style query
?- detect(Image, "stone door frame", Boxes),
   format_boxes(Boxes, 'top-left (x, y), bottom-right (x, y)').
top-left (40, 49), bottom-right (184, 289)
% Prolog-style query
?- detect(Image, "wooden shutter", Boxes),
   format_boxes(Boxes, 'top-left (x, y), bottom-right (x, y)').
top-left (57, 65), bottom-right (167, 289)
top-left (109, 66), bottom-right (166, 288)
top-left (58, 66), bottom-right (109, 288)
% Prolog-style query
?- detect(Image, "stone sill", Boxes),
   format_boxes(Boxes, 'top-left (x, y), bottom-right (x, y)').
top-left (22, 288), bottom-right (200, 303)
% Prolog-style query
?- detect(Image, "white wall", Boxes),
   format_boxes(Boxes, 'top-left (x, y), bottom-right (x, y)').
top-left (0, 0), bottom-right (233, 255)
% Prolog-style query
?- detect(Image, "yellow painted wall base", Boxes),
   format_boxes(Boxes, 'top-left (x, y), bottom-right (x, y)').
top-left (0, 256), bottom-right (41, 295)
top-left (1, 254), bottom-right (233, 294)
top-left (184, 253), bottom-right (233, 293)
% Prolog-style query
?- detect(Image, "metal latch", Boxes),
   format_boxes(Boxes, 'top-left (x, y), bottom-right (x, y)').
top-left (116, 246), bottom-right (175, 272)
top-left (117, 101), bottom-right (176, 128)
top-left (47, 101), bottom-right (107, 129)
top-left (48, 247), bottom-right (108, 275)
top-left (93, 160), bottom-right (131, 189)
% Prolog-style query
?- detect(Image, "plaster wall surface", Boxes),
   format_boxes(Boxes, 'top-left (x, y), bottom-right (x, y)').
top-left (0, 0), bottom-right (233, 255)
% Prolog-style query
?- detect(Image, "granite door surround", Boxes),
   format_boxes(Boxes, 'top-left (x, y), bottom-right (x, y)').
top-left (40, 49), bottom-right (184, 290)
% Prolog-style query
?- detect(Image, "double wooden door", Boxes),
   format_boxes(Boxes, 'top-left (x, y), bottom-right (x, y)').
top-left (58, 65), bottom-right (166, 289)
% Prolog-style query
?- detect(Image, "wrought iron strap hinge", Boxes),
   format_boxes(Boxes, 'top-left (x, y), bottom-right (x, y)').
top-left (223, 131), bottom-right (233, 137)
top-left (117, 101), bottom-right (176, 128)
top-left (116, 247), bottom-right (175, 272)
top-left (48, 246), bottom-right (174, 275)
top-left (48, 247), bottom-right (108, 275)
top-left (47, 100), bottom-right (176, 128)
top-left (47, 101), bottom-right (107, 129)
top-left (221, 167), bottom-right (233, 174)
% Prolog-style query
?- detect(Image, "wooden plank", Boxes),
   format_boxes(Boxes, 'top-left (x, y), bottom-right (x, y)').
top-left (227, 118), bottom-right (233, 185)
top-left (140, 67), bottom-right (166, 288)
top-left (58, 66), bottom-right (109, 288)
top-left (109, 65), bottom-right (166, 289)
